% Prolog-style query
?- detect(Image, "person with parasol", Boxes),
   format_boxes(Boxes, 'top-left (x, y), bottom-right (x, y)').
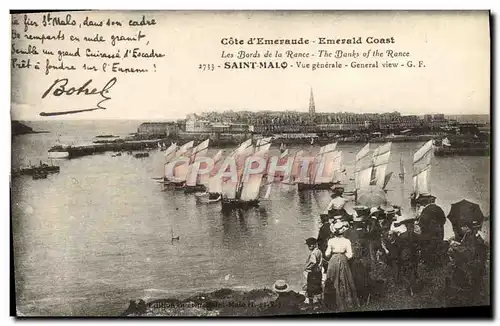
top-left (445, 200), bottom-right (488, 306)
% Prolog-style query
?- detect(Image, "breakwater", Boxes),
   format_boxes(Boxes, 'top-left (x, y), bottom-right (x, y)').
top-left (56, 139), bottom-right (165, 159)
top-left (53, 133), bottom-right (489, 160)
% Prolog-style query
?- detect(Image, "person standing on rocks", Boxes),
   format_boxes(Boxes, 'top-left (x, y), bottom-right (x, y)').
top-left (304, 237), bottom-right (323, 305)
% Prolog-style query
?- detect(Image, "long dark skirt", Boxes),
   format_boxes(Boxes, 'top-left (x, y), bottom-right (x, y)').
top-left (350, 257), bottom-right (371, 304)
top-left (324, 253), bottom-right (360, 311)
top-left (306, 270), bottom-right (323, 297)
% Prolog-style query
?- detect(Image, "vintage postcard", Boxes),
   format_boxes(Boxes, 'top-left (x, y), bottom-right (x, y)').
top-left (10, 10), bottom-right (490, 317)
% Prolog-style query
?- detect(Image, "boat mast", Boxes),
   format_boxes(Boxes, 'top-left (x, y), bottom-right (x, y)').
top-left (399, 153), bottom-right (405, 213)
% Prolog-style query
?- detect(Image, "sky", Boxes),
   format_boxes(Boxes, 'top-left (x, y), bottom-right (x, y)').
top-left (10, 10), bottom-right (490, 120)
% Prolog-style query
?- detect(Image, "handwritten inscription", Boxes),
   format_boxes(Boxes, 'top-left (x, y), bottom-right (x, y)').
top-left (40, 77), bottom-right (117, 116)
top-left (11, 12), bottom-right (166, 116)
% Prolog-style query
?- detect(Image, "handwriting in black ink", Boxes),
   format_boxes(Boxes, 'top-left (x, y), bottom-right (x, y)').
top-left (39, 77), bottom-right (117, 116)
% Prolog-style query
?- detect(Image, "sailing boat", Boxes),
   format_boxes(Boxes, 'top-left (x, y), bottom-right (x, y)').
top-left (195, 149), bottom-right (225, 203)
top-left (164, 140), bottom-right (194, 189)
top-left (297, 142), bottom-right (338, 191)
top-left (184, 139), bottom-right (211, 193)
top-left (200, 139), bottom-right (252, 204)
top-left (221, 141), bottom-right (270, 210)
top-left (410, 140), bottom-right (434, 209)
top-left (270, 148), bottom-right (290, 182)
top-left (345, 142), bottom-right (392, 200)
top-left (370, 142), bottom-right (393, 189)
top-left (153, 142), bottom-right (178, 182)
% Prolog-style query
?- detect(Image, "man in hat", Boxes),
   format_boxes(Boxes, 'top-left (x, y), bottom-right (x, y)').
top-left (304, 238), bottom-right (323, 305)
top-left (416, 194), bottom-right (446, 268)
top-left (265, 280), bottom-right (305, 315)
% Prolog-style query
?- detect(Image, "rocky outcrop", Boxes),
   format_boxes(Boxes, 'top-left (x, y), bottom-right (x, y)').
top-left (12, 121), bottom-right (35, 136)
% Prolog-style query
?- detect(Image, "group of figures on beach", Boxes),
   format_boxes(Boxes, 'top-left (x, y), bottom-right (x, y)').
top-left (268, 186), bottom-right (489, 314)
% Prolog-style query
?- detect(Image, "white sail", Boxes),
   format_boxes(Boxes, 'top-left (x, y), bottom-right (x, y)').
top-left (176, 141), bottom-right (194, 157)
top-left (412, 141), bottom-right (434, 196)
top-left (255, 143), bottom-right (271, 157)
top-left (313, 149), bottom-right (340, 184)
top-left (256, 137), bottom-right (272, 149)
top-left (239, 145), bottom-right (270, 201)
top-left (205, 150), bottom-right (225, 191)
top-left (310, 144), bottom-right (335, 184)
top-left (330, 150), bottom-right (343, 183)
top-left (356, 143), bottom-right (370, 162)
top-left (163, 143), bottom-right (178, 179)
top-left (230, 139), bottom-right (252, 157)
top-left (164, 143), bottom-right (178, 162)
top-left (190, 139), bottom-right (210, 161)
top-left (356, 166), bottom-right (373, 190)
top-left (354, 143), bottom-right (372, 190)
top-left (172, 141), bottom-right (194, 182)
top-left (413, 166), bottom-right (431, 196)
top-left (288, 150), bottom-right (304, 183)
top-left (222, 145), bottom-right (254, 199)
top-left (185, 140), bottom-right (210, 187)
top-left (319, 142), bottom-right (337, 155)
top-left (370, 142), bottom-right (392, 188)
top-left (413, 140), bottom-right (433, 164)
top-left (280, 148), bottom-right (289, 158)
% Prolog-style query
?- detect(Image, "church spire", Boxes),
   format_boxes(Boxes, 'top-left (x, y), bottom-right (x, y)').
top-left (309, 87), bottom-right (316, 115)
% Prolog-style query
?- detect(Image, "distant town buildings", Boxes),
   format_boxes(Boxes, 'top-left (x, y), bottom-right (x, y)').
top-left (136, 110), bottom-right (487, 140)
top-left (137, 122), bottom-right (179, 138)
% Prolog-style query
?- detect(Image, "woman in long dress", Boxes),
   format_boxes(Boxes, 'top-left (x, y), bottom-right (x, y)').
top-left (323, 221), bottom-right (360, 311)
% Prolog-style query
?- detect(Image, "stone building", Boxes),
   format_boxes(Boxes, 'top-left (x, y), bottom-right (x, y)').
top-left (137, 122), bottom-right (179, 138)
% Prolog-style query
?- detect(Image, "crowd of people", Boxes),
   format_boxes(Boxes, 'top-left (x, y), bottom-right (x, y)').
top-left (268, 186), bottom-right (489, 314)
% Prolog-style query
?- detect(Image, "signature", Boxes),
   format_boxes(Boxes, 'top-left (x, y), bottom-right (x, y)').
top-left (39, 77), bottom-right (117, 116)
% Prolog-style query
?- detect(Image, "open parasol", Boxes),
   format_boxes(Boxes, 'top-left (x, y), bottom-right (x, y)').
top-left (356, 185), bottom-right (388, 208)
top-left (447, 199), bottom-right (484, 230)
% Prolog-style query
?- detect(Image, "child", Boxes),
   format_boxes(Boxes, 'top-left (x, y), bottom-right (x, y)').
top-left (304, 237), bottom-right (323, 305)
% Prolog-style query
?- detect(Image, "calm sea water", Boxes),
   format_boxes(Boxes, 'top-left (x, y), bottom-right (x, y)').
top-left (11, 120), bottom-right (490, 316)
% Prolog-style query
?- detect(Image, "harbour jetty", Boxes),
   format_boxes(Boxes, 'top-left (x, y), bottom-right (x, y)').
top-left (48, 139), bottom-right (165, 159)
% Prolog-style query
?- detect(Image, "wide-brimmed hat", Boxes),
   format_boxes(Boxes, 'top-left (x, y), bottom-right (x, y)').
top-left (370, 207), bottom-right (380, 216)
top-left (416, 193), bottom-right (436, 205)
top-left (331, 221), bottom-right (349, 234)
top-left (272, 280), bottom-right (291, 293)
top-left (382, 205), bottom-right (396, 215)
top-left (353, 205), bottom-right (370, 217)
top-left (330, 186), bottom-right (344, 196)
top-left (352, 215), bottom-right (366, 222)
top-left (305, 237), bottom-right (317, 246)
